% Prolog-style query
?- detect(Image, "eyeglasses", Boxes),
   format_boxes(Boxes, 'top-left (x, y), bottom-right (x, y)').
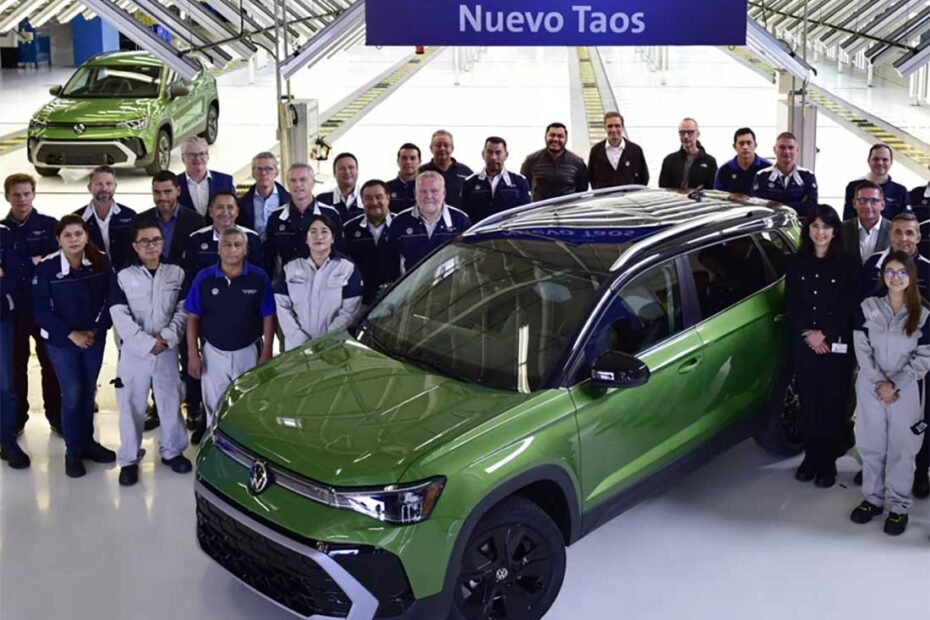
top-left (184, 151), bottom-right (208, 160)
top-left (253, 166), bottom-right (276, 174)
top-left (678, 129), bottom-right (697, 136)
top-left (883, 268), bottom-right (910, 280)
top-left (856, 197), bottom-right (883, 206)
top-left (135, 237), bottom-right (164, 247)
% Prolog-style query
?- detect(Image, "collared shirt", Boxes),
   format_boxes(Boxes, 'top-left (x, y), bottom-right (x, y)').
top-left (460, 168), bottom-right (532, 223)
top-left (92, 205), bottom-right (113, 253)
top-left (345, 213), bottom-right (398, 304)
top-left (858, 219), bottom-right (881, 263)
top-left (263, 200), bottom-right (344, 279)
top-left (1, 207), bottom-right (58, 309)
top-left (186, 171), bottom-right (212, 216)
top-left (185, 224), bottom-right (264, 275)
top-left (418, 159), bottom-right (474, 208)
top-left (252, 185), bottom-right (281, 237)
top-left (387, 204), bottom-right (472, 274)
top-left (387, 176), bottom-right (417, 213)
top-left (714, 155), bottom-right (772, 195)
top-left (32, 250), bottom-right (111, 347)
top-left (76, 201), bottom-right (137, 271)
top-left (752, 165), bottom-right (818, 220)
top-left (184, 261), bottom-right (275, 351)
top-left (316, 187), bottom-right (363, 224)
top-left (843, 177), bottom-right (909, 220)
top-left (157, 205), bottom-right (182, 257)
top-left (605, 139), bottom-right (625, 170)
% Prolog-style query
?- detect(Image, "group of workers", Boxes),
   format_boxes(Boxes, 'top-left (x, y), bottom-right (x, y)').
top-left (0, 114), bottom-right (928, 536)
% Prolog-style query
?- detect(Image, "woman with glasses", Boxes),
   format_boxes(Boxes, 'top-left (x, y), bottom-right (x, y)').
top-left (850, 251), bottom-right (930, 536)
top-left (32, 214), bottom-right (114, 478)
top-left (274, 214), bottom-right (363, 352)
top-left (109, 220), bottom-right (191, 486)
top-left (785, 204), bottom-right (860, 488)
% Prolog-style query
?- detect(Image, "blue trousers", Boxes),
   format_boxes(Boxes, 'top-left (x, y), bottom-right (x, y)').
top-left (0, 319), bottom-right (18, 447)
top-left (46, 341), bottom-right (105, 458)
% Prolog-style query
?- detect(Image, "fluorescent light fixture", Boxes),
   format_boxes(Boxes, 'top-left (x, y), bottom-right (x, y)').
top-left (131, 0), bottom-right (236, 64)
top-left (841, 1), bottom-right (913, 58)
top-left (0, 0), bottom-right (48, 33)
top-left (0, 0), bottom-right (20, 15)
top-left (746, 16), bottom-right (815, 83)
top-left (30, 0), bottom-right (74, 28)
top-left (81, 0), bottom-right (202, 80)
top-left (167, 0), bottom-right (258, 60)
top-left (894, 39), bottom-right (930, 77)
top-left (281, 0), bottom-right (364, 80)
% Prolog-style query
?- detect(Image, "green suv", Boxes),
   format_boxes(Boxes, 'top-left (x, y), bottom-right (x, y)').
top-left (27, 51), bottom-right (219, 177)
top-left (194, 188), bottom-right (803, 620)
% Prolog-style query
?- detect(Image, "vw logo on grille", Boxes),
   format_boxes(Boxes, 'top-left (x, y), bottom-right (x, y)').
top-left (73, 123), bottom-right (86, 135)
top-left (248, 460), bottom-right (271, 495)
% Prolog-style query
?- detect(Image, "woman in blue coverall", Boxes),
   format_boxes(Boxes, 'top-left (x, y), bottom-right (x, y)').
top-left (32, 214), bottom-right (115, 478)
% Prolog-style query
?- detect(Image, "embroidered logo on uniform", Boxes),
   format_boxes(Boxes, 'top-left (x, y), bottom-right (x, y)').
top-left (33, 230), bottom-right (44, 236)
top-left (211, 288), bottom-right (219, 295)
top-left (769, 183), bottom-right (775, 188)
top-left (241, 289), bottom-right (258, 294)
top-left (55, 272), bottom-right (64, 279)
top-left (279, 225), bottom-right (286, 231)
top-left (625, 161), bottom-right (630, 166)
top-left (200, 243), bottom-right (208, 250)
top-left (732, 174), bottom-right (737, 179)
top-left (32, 276), bottom-right (38, 285)
top-left (354, 231), bottom-right (362, 238)
top-left (391, 192), bottom-right (397, 198)
top-left (406, 227), bottom-right (413, 234)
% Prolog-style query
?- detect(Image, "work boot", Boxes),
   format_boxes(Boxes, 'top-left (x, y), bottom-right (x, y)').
top-left (849, 500), bottom-right (882, 524)
top-left (0, 443), bottom-right (31, 469)
top-left (65, 455), bottom-right (86, 478)
top-left (883, 512), bottom-right (908, 536)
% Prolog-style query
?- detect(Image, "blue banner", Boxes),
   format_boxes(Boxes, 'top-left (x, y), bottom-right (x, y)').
top-left (365, 1), bottom-right (747, 46)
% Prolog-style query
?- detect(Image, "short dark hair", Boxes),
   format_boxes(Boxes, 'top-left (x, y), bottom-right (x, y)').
top-left (333, 152), bottom-right (358, 170)
top-left (854, 180), bottom-right (884, 201)
top-left (484, 136), bottom-right (508, 150)
top-left (776, 131), bottom-right (797, 143)
top-left (868, 143), bottom-right (894, 162)
top-left (151, 170), bottom-right (180, 187)
top-left (604, 111), bottom-right (624, 125)
top-left (892, 212), bottom-right (919, 225)
top-left (360, 179), bottom-right (389, 195)
top-left (89, 165), bottom-right (117, 181)
top-left (799, 204), bottom-right (844, 257)
top-left (302, 213), bottom-right (339, 238)
top-left (733, 127), bottom-right (756, 143)
top-left (210, 191), bottom-right (240, 208)
top-left (545, 122), bottom-right (567, 136)
top-left (397, 143), bottom-right (421, 159)
top-left (131, 218), bottom-right (163, 243)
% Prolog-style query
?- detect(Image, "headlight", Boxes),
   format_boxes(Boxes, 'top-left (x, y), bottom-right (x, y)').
top-left (28, 118), bottom-right (46, 131)
top-left (334, 477), bottom-right (446, 525)
top-left (116, 118), bottom-right (149, 130)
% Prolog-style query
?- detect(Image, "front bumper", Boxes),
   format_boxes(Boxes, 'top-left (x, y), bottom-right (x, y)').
top-left (27, 137), bottom-right (152, 168)
top-left (196, 479), bottom-right (432, 619)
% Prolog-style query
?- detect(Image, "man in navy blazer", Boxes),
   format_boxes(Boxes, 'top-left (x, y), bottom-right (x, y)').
top-left (176, 136), bottom-right (234, 220)
top-left (237, 151), bottom-right (291, 237)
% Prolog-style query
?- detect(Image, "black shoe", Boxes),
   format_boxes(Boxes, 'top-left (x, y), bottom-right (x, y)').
top-left (143, 411), bottom-right (160, 432)
top-left (1, 443), bottom-right (31, 469)
top-left (913, 475), bottom-right (930, 500)
top-left (850, 500), bottom-right (883, 524)
top-left (185, 404), bottom-right (203, 431)
top-left (853, 470), bottom-right (863, 485)
top-left (883, 512), bottom-right (908, 536)
top-left (84, 442), bottom-right (116, 464)
top-left (65, 455), bottom-right (86, 478)
top-left (118, 465), bottom-right (139, 486)
top-left (794, 460), bottom-right (815, 482)
top-left (161, 454), bottom-right (192, 474)
top-left (814, 474), bottom-right (836, 488)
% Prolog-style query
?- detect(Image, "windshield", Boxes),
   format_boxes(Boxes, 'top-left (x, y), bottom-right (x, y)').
top-left (358, 239), bottom-right (614, 392)
top-left (61, 65), bottom-right (162, 98)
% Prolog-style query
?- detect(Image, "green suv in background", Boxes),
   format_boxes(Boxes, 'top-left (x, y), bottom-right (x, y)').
top-left (27, 51), bottom-right (219, 177)
top-left (194, 188), bottom-right (803, 620)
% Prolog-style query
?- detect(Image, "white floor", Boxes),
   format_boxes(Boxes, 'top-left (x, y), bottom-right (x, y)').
top-left (2, 44), bottom-right (930, 620)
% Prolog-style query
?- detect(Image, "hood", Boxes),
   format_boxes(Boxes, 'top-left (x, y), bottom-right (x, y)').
top-left (34, 97), bottom-right (159, 124)
top-left (218, 335), bottom-right (533, 487)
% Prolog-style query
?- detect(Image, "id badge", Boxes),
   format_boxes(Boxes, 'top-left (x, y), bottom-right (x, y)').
top-left (912, 420), bottom-right (928, 436)
top-left (831, 342), bottom-right (848, 354)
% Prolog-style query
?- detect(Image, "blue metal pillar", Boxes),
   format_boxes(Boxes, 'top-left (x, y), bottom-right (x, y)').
top-left (72, 15), bottom-right (119, 66)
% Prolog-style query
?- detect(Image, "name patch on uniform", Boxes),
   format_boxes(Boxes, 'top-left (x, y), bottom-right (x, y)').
top-left (241, 289), bottom-right (258, 295)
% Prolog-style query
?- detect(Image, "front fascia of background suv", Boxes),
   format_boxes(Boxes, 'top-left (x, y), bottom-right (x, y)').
top-left (194, 189), bottom-right (802, 620)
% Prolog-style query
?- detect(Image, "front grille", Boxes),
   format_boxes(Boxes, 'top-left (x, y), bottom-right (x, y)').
top-left (46, 121), bottom-right (117, 129)
top-left (35, 142), bottom-right (129, 165)
top-left (196, 493), bottom-right (352, 617)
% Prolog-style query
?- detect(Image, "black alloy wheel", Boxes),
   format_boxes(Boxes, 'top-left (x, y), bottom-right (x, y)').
top-left (453, 497), bottom-right (565, 620)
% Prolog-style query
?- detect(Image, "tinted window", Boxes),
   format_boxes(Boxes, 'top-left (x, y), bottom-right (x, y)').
top-left (580, 260), bottom-right (683, 374)
top-left (755, 231), bottom-right (792, 279)
top-left (62, 65), bottom-right (162, 98)
top-left (686, 237), bottom-right (769, 318)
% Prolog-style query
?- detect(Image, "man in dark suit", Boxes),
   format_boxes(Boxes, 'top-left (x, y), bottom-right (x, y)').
top-left (841, 180), bottom-right (891, 264)
top-left (237, 151), bottom-right (290, 237)
top-left (176, 136), bottom-right (234, 219)
top-left (587, 112), bottom-right (649, 189)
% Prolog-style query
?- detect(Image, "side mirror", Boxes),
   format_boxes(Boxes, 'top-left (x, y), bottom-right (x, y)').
top-left (590, 351), bottom-right (650, 388)
top-left (169, 83), bottom-right (190, 98)
top-left (49, 85), bottom-right (62, 96)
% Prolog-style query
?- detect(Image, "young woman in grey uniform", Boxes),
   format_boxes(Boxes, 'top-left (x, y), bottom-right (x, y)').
top-left (850, 251), bottom-right (930, 535)
top-left (274, 214), bottom-right (364, 352)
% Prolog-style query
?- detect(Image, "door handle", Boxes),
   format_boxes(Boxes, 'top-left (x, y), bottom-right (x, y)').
top-left (677, 357), bottom-right (701, 374)
top-left (773, 314), bottom-right (787, 323)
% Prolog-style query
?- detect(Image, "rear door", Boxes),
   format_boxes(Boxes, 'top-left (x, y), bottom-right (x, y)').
top-left (571, 258), bottom-right (709, 511)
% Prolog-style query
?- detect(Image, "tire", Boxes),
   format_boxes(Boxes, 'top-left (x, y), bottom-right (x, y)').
top-left (753, 366), bottom-right (804, 456)
top-left (199, 102), bottom-right (219, 144)
top-left (144, 129), bottom-right (171, 176)
top-left (449, 496), bottom-right (566, 620)
top-left (34, 166), bottom-right (60, 177)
